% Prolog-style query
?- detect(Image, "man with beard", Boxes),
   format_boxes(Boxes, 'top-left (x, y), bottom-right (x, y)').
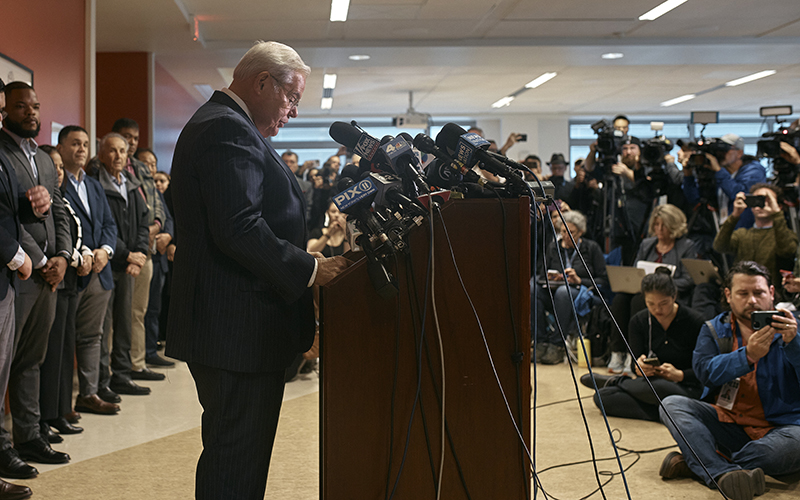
top-left (659, 261), bottom-right (800, 500)
top-left (0, 77), bottom-right (53, 499)
top-left (0, 82), bottom-right (71, 476)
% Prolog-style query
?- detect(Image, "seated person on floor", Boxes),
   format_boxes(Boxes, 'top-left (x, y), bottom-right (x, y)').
top-left (534, 210), bottom-right (607, 365)
top-left (582, 267), bottom-right (704, 421)
top-left (581, 267), bottom-right (703, 422)
top-left (658, 261), bottom-right (800, 500)
top-left (608, 204), bottom-right (697, 374)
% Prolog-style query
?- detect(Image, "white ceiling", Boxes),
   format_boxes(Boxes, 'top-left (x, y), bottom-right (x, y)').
top-left (97, 0), bottom-right (800, 119)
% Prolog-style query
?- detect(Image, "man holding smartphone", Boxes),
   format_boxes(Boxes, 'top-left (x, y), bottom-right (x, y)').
top-left (658, 261), bottom-right (800, 500)
top-left (713, 183), bottom-right (797, 291)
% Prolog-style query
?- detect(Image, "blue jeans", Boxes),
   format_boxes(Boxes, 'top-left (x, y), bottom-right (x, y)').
top-left (660, 395), bottom-right (800, 486)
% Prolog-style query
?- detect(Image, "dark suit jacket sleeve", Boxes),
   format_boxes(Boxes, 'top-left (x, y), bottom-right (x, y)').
top-left (39, 153), bottom-right (72, 257)
top-left (18, 225), bottom-right (44, 264)
top-left (196, 119), bottom-right (315, 303)
top-left (0, 226), bottom-right (20, 264)
top-left (136, 193), bottom-right (150, 254)
top-left (96, 185), bottom-right (118, 252)
top-left (159, 191), bottom-right (174, 238)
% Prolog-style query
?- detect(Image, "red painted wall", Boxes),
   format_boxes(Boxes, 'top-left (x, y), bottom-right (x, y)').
top-left (0, 0), bottom-right (85, 146)
top-left (96, 52), bottom-right (150, 146)
top-left (153, 62), bottom-right (201, 172)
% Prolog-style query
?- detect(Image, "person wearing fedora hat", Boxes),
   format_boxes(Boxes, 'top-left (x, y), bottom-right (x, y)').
top-left (547, 153), bottom-right (574, 201)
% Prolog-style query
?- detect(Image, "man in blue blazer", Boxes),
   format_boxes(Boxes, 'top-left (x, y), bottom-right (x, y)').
top-left (55, 126), bottom-right (120, 416)
top-left (167, 41), bottom-right (348, 499)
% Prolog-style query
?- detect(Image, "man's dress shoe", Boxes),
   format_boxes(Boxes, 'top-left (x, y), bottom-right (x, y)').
top-left (15, 437), bottom-right (70, 464)
top-left (97, 386), bottom-right (122, 404)
top-left (74, 395), bottom-right (119, 415)
top-left (131, 368), bottom-right (166, 381)
top-left (110, 380), bottom-right (151, 395)
top-left (0, 449), bottom-right (37, 479)
top-left (47, 417), bottom-right (83, 434)
top-left (0, 478), bottom-right (31, 499)
top-left (38, 422), bottom-right (62, 444)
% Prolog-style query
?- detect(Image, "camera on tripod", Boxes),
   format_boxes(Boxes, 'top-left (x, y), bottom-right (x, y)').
top-left (590, 118), bottom-right (626, 179)
top-left (756, 106), bottom-right (799, 159)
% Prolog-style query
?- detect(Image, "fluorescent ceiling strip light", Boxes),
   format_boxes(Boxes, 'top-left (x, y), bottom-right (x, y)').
top-left (323, 74), bottom-right (338, 89)
top-left (725, 70), bottom-right (776, 87)
top-left (492, 96), bottom-right (515, 108)
top-left (321, 97), bottom-right (333, 110)
top-left (639, 0), bottom-right (688, 21)
top-left (330, 0), bottom-right (350, 22)
top-left (525, 72), bottom-right (557, 89)
top-left (660, 94), bottom-right (696, 107)
top-left (601, 53), bottom-right (624, 60)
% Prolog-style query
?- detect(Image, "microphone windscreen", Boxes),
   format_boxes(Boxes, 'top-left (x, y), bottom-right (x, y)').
top-left (424, 159), bottom-right (461, 189)
top-left (413, 133), bottom-right (437, 154)
top-left (329, 121), bottom-right (362, 148)
top-left (435, 123), bottom-right (468, 155)
top-left (340, 163), bottom-right (360, 181)
top-left (337, 176), bottom-right (355, 192)
top-left (380, 135), bottom-right (394, 145)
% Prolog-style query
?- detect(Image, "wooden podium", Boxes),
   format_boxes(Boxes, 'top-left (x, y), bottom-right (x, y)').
top-left (320, 198), bottom-right (531, 499)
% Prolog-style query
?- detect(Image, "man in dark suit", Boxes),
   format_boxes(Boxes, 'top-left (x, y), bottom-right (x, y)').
top-left (0, 77), bottom-right (51, 496)
top-left (54, 126), bottom-right (120, 416)
top-left (0, 82), bottom-right (71, 470)
top-left (167, 41), bottom-right (348, 499)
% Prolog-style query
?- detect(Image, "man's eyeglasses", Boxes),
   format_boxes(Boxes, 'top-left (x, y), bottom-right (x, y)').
top-left (269, 75), bottom-right (300, 109)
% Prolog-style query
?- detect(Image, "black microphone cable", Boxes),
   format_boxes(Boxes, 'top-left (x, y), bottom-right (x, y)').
top-left (548, 201), bottom-right (731, 500)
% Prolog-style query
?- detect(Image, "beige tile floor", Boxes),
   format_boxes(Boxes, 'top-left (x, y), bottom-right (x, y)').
top-left (17, 358), bottom-right (800, 500)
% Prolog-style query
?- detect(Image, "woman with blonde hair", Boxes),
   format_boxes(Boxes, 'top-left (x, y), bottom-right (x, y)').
top-left (607, 204), bottom-right (697, 374)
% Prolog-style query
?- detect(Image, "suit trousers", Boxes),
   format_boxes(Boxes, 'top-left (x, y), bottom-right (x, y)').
top-left (188, 362), bottom-right (286, 500)
top-left (39, 284), bottom-right (77, 421)
top-left (144, 257), bottom-right (166, 358)
top-left (100, 270), bottom-right (135, 388)
top-left (74, 273), bottom-right (112, 396)
top-left (0, 286), bottom-right (14, 442)
top-left (130, 257), bottom-right (153, 371)
top-left (1, 275), bottom-right (57, 446)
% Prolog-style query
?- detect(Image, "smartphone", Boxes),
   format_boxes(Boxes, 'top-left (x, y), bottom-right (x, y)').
top-left (643, 357), bottom-right (660, 366)
top-left (780, 269), bottom-right (795, 280)
top-left (517, 134), bottom-right (528, 142)
top-left (751, 310), bottom-right (780, 330)
top-left (745, 194), bottom-right (766, 208)
top-left (547, 269), bottom-right (560, 279)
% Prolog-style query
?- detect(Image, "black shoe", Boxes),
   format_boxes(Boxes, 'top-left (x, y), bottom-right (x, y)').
top-left (39, 422), bottom-right (63, 444)
top-left (131, 367), bottom-right (166, 381)
top-left (579, 373), bottom-right (629, 390)
top-left (97, 386), bottom-right (122, 404)
top-left (146, 354), bottom-right (175, 367)
top-left (0, 448), bottom-right (37, 479)
top-left (47, 417), bottom-right (83, 435)
top-left (110, 380), bottom-right (151, 395)
top-left (541, 345), bottom-right (566, 365)
top-left (14, 437), bottom-right (70, 465)
top-left (156, 340), bottom-right (165, 351)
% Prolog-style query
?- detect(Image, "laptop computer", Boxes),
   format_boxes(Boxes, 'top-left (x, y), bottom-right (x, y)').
top-left (607, 266), bottom-right (646, 294)
top-left (681, 258), bottom-right (720, 284)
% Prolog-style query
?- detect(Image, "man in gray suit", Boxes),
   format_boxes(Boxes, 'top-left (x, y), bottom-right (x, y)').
top-left (168, 41), bottom-right (348, 499)
top-left (0, 82), bottom-right (71, 473)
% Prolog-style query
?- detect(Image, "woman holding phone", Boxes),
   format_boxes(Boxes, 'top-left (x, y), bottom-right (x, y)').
top-left (581, 268), bottom-right (704, 421)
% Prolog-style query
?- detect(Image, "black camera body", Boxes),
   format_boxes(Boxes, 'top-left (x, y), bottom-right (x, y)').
top-left (757, 127), bottom-right (800, 160)
top-left (590, 119), bottom-right (627, 179)
top-left (641, 136), bottom-right (673, 168)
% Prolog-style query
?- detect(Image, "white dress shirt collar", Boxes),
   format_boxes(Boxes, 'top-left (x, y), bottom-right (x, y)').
top-left (221, 88), bottom-right (253, 124)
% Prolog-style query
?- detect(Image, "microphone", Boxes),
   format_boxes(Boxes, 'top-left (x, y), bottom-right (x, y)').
top-left (367, 172), bottom-right (427, 215)
top-left (414, 132), bottom-right (489, 187)
top-left (332, 177), bottom-right (389, 245)
top-left (377, 136), bottom-right (431, 195)
top-left (339, 163), bottom-right (361, 181)
top-left (435, 123), bottom-right (528, 190)
top-left (329, 121), bottom-right (381, 162)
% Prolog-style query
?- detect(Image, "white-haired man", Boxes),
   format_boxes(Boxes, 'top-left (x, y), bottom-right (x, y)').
top-left (167, 41), bottom-right (349, 498)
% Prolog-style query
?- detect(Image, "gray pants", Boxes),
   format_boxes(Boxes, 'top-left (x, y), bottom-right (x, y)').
top-left (75, 274), bottom-right (112, 396)
top-left (100, 270), bottom-right (135, 388)
top-left (0, 286), bottom-right (15, 434)
top-left (1, 276), bottom-right (57, 447)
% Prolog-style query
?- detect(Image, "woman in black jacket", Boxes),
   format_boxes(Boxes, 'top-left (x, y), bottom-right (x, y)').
top-left (582, 268), bottom-right (704, 421)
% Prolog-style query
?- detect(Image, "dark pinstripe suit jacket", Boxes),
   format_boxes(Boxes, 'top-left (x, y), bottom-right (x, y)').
top-left (166, 91), bottom-right (316, 373)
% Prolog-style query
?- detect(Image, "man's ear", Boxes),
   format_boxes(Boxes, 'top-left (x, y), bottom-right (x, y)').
top-left (256, 72), bottom-right (270, 92)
